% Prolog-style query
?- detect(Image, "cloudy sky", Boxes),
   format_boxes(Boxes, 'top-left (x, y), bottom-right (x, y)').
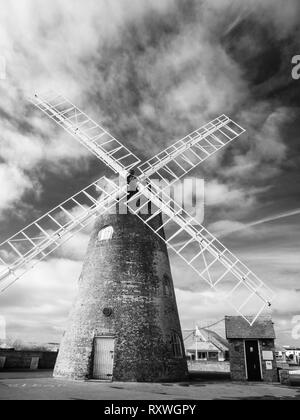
top-left (0, 0), bottom-right (299, 346)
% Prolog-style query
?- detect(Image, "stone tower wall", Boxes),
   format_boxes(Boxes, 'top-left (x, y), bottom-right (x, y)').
top-left (54, 212), bottom-right (188, 382)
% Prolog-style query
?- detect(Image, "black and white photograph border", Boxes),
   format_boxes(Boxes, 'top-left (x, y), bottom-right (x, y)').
top-left (0, 0), bottom-right (300, 403)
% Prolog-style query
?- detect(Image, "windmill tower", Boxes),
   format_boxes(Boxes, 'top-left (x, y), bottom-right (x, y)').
top-left (54, 210), bottom-right (188, 381)
top-left (0, 92), bottom-right (275, 382)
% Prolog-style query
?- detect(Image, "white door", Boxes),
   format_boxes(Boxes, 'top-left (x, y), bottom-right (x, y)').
top-left (0, 356), bottom-right (6, 369)
top-left (30, 357), bottom-right (40, 370)
top-left (93, 337), bottom-right (115, 380)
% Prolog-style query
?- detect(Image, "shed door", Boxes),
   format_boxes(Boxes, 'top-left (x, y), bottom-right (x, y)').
top-left (245, 340), bottom-right (262, 382)
top-left (93, 337), bottom-right (115, 380)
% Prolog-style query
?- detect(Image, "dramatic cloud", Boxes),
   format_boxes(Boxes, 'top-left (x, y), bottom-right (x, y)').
top-left (0, 0), bottom-right (299, 345)
top-left (1, 258), bottom-right (81, 343)
top-left (0, 164), bottom-right (32, 212)
top-left (0, 0), bottom-right (297, 217)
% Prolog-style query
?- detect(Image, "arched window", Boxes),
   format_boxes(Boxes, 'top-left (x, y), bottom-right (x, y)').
top-left (171, 332), bottom-right (183, 358)
top-left (98, 226), bottom-right (114, 242)
top-left (163, 274), bottom-right (172, 297)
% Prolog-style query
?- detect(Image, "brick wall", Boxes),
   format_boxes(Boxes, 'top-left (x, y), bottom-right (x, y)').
top-left (188, 361), bottom-right (230, 373)
top-left (228, 339), bottom-right (278, 382)
top-left (228, 340), bottom-right (247, 381)
top-left (259, 339), bottom-right (278, 382)
top-left (54, 212), bottom-right (188, 382)
top-left (0, 350), bottom-right (57, 370)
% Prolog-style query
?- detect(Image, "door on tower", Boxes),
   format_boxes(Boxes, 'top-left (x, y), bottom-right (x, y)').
top-left (245, 340), bottom-right (262, 382)
top-left (93, 337), bottom-right (115, 380)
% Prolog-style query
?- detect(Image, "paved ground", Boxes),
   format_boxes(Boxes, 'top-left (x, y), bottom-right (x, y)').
top-left (0, 371), bottom-right (299, 400)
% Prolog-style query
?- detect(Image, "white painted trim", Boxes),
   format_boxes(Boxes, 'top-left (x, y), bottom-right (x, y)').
top-left (257, 340), bottom-right (263, 381)
top-left (98, 226), bottom-right (114, 242)
top-left (243, 340), bottom-right (248, 380)
top-left (94, 335), bottom-right (115, 339)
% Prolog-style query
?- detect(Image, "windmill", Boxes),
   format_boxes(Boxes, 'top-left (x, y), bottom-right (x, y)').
top-left (0, 92), bottom-right (274, 381)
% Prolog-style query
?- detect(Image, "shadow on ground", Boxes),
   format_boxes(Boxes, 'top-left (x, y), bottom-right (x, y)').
top-left (1, 369), bottom-right (299, 400)
top-left (0, 370), bottom-right (53, 380)
top-left (189, 372), bottom-right (231, 382)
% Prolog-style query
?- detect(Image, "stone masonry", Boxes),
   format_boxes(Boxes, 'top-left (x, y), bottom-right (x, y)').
top-left (54, 211), bottom-right (188, 382)
top-left (226, 316), bottom-right (278, 382)
top-left (227, 339), bottom-right (278, 382)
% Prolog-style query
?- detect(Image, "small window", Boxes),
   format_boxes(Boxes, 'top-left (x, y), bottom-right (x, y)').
top-left (198, 352), bottom-right (207, 360)
top-left (208, 352), bottom-right (219, 361)
top-left (98, 226), bottom-right (114, 242)
top-left (171, 332), bottom-right (183, 358)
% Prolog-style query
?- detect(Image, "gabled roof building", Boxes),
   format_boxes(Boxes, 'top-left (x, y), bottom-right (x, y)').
top-left (185, 328), bottom-right (229, 362)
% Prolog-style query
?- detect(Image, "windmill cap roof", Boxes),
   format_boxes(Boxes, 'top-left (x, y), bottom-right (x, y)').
top-left (225, 315), bottom-right (276, 340)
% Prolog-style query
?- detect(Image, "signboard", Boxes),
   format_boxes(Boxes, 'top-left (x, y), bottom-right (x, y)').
top-left (262, 351), bottom-right (274, 361)
top-left (266, 361), bottom-right (273, 370)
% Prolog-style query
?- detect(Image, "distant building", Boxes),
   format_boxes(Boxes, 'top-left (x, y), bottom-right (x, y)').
top-left (275, 346), bottom-right (287, 362)
top-left (44, 343), bottom-right (60, 352)
top-left (0, 341), bottom-right (59, 370)
top-left (185, 328), bottom-right (229, 362)
top-left (284, 347), bottom-right (300, 365)
top-left (0, 349), bottom-right (58, 370)
top-left (275, 345), bottom-right (289, 370)
top-left (225, 315), bottom-right (278, 382)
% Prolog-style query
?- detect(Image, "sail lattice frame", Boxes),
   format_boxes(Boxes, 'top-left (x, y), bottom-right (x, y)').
top-left (0, 177), bottom-right (122, 293)
top-left (31, 92), bottom-right (141, 177)
top-left (124, 182), bottom-right (274, 325)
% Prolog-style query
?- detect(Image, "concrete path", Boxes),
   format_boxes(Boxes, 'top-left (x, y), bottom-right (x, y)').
top-left (0, 371), bottom-right (299, 400)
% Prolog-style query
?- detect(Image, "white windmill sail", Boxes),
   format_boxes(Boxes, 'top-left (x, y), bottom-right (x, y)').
top-left (129, 113), bottom-right (275, 323)
top-left (0, 91), bottom-right (141, 293)
top-left (138, 115), bottom-right (245, 186)
top-left (0, 90), bottom-right (274, 325)
top-left (0, 177), bottom-right (122, 293)
top-left (125, 183), bottom-right (275, 326)
top-left (30, 92), bottom-right (141, 177)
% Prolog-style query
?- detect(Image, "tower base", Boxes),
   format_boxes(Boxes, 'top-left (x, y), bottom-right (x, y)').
top-left (54, 213), bottom-right (188, 382)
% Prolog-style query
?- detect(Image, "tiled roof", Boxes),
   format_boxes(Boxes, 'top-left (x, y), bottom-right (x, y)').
top-left (184, 328), bottom-right (229, 353)
top-left (275, 345), bottom-right (287, 352)
top-left (202, 329), bottom-right (229, 352)
top-left (225, 316), bottom-right (276, 339)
